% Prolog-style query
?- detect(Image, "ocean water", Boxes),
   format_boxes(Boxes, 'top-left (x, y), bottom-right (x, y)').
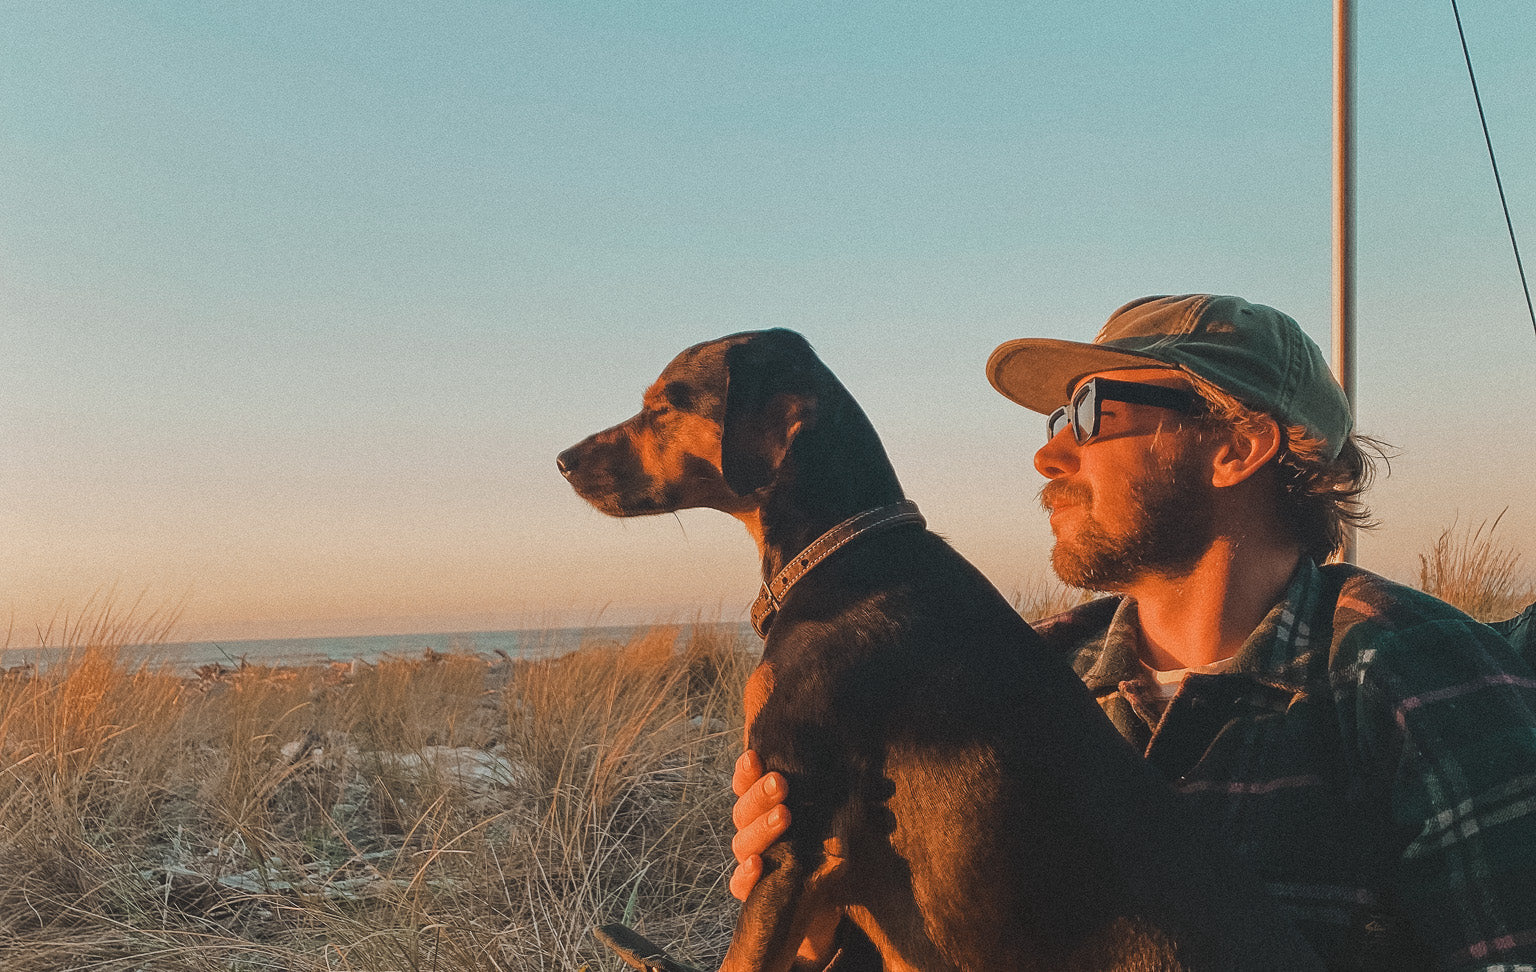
top-left (3, 622), bottom-right (757, 674)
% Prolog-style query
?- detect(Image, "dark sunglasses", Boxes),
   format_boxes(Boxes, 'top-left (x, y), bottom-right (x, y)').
top-left (1047, 377), bottom-right (1205, 445)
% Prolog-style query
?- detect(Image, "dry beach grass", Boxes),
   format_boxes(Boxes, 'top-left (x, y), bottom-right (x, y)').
top-left (1417, 512), bottom-right (1535, 622)
top-left (0, 623), bottom-right (753, 971)
top-left (0, 528), bottom-right (1529, 971)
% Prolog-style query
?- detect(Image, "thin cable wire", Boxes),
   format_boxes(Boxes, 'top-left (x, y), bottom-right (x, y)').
top-left (1450, 0), bottom-right (1536, 339)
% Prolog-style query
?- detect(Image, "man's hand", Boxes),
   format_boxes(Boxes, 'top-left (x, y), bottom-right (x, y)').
top-left (729, 750), bottom-right (841, 969)
top-left (730, 749), bottom-right (791, 901)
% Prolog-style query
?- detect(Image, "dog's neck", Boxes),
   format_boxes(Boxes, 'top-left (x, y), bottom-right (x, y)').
top-left (753, 398), bottom-right (906, 582)
top-left (749, 499), bottom-right (924, 637)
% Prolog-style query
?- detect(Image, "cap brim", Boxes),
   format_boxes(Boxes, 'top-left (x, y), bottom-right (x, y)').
top-left (985, 338), bottom-right (1172, 414)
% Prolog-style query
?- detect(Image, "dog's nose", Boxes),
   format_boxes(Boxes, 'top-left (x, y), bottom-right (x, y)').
top-left (556, 448), bottom-right (578, 478)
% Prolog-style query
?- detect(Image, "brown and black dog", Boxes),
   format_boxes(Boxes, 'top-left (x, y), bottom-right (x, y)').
top-left (558, 329), bottom-right (1320, 972)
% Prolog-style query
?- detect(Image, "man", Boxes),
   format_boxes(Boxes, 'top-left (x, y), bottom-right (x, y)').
top-left (731, 294), bottom-right (1536, 970)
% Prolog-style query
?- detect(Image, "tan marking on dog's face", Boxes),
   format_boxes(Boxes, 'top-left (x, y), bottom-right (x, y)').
top-left (638, 381), bottom-right (724, 475)
top-left (634, 374), bottom-right (760, 514)
top-left (560, 335), bottom-right (758, 517)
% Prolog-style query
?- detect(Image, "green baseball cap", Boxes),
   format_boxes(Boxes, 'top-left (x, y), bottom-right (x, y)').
top-left (986, 294), bottom-right (1353, 459)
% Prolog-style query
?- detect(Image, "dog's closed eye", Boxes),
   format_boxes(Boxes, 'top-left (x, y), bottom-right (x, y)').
top-left (662, 381), bottom-right (698, 412)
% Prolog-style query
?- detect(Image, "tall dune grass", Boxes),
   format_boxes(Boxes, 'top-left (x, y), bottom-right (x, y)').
top-left (1011, 573), bottom-right (1097, 622)
top-left (1417, 512), bottom-right (1536, 622)
top-left (0, 621), bottom-right (754, 971)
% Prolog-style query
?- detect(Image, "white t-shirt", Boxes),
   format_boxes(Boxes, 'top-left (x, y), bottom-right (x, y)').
top-left (1144, 653), bottom-right (1238, 699)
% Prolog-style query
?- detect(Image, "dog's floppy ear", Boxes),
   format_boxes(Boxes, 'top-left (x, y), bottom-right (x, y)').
top-left (721, 335), bottom-right (816, 496)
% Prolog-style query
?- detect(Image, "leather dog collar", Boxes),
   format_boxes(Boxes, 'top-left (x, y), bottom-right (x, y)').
top-left (750, 500), bottom-right (925, 638)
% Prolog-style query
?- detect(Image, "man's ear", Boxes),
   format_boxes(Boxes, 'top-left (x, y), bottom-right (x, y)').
top-left (1210, 415), bottom-right (1284, 488)
top-left (721, 342), bottom-right (813, 496)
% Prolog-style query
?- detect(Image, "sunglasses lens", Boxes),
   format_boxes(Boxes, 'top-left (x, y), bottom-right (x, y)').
top-left (1045, 378), bottom-right (1204, 446)
top-left (1072, 381), bottom-right (1099, 443)
top-left (1047, 407), bottom-right (1071, 441)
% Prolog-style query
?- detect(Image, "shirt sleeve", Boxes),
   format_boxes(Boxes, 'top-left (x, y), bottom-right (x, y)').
top-left (1355, 617), bottom-right (1536, 970)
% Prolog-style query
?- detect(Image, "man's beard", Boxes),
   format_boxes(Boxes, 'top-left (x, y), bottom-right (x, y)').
top-left (1041, 445), bottom-right (1215, 591)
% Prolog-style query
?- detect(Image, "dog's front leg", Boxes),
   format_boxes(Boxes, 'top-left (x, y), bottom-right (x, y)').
top-left (718, 839), bottom-right (844, 972)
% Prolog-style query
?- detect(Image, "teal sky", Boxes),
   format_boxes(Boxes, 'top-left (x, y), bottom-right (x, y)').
top-left (3, 2), bottom-right (1532, 642)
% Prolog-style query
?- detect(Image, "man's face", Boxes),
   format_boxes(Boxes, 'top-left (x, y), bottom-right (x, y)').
top-left (1033, 367), bottom-right (1216, 590)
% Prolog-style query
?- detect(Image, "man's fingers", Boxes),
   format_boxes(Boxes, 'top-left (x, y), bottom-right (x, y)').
top-left (732, 770), bottom-right (787, 831)
top-left (729, 855), bottom-right (762, 902)
top-left (732, 802), bottom-right (790, 864)
top-left (732, 749), bottom-right (764, 797)
top-left (729, 750), bottom-right (789, 903)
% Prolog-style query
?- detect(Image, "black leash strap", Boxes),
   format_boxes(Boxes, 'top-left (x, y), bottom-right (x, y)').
top-left (593, 923), bottom-right (703, 972)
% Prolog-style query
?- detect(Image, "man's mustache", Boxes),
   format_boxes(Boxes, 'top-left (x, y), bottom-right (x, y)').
top-left (1040, 480), bottom-right (1091, 512)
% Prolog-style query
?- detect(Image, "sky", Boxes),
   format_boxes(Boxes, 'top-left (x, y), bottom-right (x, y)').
top-left (3, 1), bottom-right (1533, 645)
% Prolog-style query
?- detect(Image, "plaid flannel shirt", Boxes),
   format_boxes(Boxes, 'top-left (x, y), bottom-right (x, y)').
top-left (1036, 559), bottom-right (1536, 971)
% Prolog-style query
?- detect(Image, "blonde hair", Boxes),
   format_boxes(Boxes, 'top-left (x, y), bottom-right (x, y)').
top-left (1184, 372), bottom-right (1391, 562)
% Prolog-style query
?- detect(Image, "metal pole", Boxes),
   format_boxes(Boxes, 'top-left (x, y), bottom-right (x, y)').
top-left (1333, 0), bottom-right (1358, 563)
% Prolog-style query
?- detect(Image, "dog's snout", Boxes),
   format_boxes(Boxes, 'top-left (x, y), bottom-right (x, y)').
top-left (556, 447), bottom-right (579, 478)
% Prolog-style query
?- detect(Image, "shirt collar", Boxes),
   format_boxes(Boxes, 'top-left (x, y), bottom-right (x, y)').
top-left (1079, 559), bottom-right (1326, 696)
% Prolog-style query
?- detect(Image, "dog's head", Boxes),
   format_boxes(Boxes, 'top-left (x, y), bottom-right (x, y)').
top-left (557, 328), bottom-right (825, 517)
